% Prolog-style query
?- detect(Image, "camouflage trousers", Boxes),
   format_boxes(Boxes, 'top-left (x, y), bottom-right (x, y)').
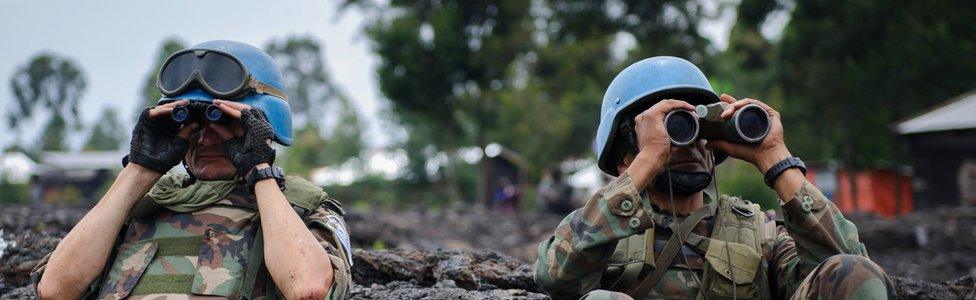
top-left (582, 254), bottom-right (896, 300)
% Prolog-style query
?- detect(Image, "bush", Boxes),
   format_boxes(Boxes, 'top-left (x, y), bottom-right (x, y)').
top-left (0, 178), bottom-right (32, 204)
top-left (715, 159), bottom-right (779, 210)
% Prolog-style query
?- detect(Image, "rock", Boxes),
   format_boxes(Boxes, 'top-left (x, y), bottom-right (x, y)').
top-left (0, 287), bottom-right (35, 300)
top-left (893, 276), bottom-right (975, 300)
top-left (3, 204), bottom-right (976, 299)
top-left (349, 281), bottom-right (548, 300)
top-left (351, 248), bottom-right (539, 293)
top-left (0, 231), bottom-right (61, 289)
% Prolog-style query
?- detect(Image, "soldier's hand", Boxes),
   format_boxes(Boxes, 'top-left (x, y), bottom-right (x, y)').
top-left (632, 99), bottom-right (697, 161)
top-left (627, 99), bottom-right (696, 189)
top-left (127, 100), bottom-right (200, 174)
top-left (705, 94), bottom-right (791, 173)
top-left (210, 99), bottom-right (276, 177)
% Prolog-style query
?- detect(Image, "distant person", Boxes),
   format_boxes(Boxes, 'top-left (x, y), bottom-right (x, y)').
top-left (538, 166), bottom-right (575, 215)
top-left (492, 177), bottom-right (520, 213)
top-left (958, 160), bottom-right (976, 206)
top-left (32, 40), bottom-right (352, 299)
top-left (534, 56), bottom-right (894, 299)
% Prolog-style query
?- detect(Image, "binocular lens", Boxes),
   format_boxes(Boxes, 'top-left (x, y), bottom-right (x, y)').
top-left (169, 102), bottom-right (226, 124)
top-left (735, 105), bottom-right (769, 142)
top-left (665, 110), bottom-right (699, 146)
top-left (205, 105), bottom-right (223, 122)
top-left (172, 105), bottom-right (190, 123)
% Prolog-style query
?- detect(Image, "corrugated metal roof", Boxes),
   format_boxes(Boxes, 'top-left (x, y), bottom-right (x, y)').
top-left (895, 89), bottom-right (976, 134)
top-left (40, 151), bottom-right (124, 171)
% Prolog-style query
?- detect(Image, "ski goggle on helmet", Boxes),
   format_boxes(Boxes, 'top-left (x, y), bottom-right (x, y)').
top-left (156, 48), bottom-right (288, 101)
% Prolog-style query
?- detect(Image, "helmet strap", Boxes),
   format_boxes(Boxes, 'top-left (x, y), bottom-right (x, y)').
top-left (248, 78), bottom-right (289, 100)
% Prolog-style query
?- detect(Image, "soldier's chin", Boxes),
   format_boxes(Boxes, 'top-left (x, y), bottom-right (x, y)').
top-left (192, 164), bottom-right (237, 181)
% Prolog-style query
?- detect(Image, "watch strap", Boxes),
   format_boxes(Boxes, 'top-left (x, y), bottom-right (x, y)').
top-left (763, 157), bottom-right (806, 187)
top-left (247, 166), bottom-right (286, 193)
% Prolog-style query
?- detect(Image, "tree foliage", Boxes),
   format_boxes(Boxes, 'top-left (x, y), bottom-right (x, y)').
top-left (265, 36), bottom-right (366, 175)
top-left (8, 53), bottom-right (87, 148)
top-left (84, 108), bottom-right (125, 151)
top-left (366, 0), bottom-right (534, 149)
top-left (265, 36), bottom-right (344, 128)
top-left (39, 113), bottom-right (68, 151)
top-left (139, 38), bottom-right (187, 116)
top-left (775, 0), bottom-right (976, 167)
top-left (350, 0), bottom-right (718, 181)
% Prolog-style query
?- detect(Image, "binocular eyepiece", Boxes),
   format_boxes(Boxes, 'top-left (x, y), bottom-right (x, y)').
top-left (664, 102), bottom-right (770, 146)
top-left (171, 102), bottom-right (229, 124)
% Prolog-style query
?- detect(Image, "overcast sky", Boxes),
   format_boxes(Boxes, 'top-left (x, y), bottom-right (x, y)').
top-left (0, 1), bottom-right (386, 149)
top-left (0, 1), bottom-right (753, 152)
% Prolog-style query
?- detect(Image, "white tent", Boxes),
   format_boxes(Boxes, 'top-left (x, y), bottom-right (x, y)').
top-left (0, 151), bottom-right (37, 184)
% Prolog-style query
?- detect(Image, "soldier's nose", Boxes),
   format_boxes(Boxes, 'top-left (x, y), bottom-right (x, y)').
top-left (198, 123), bottom-right (223, 146)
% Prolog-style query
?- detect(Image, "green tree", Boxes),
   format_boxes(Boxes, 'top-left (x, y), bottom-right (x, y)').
top-left (323, 102), bottom-right (366, 165)
top-left (265, 36), bottom-right (343, 127)
top-left (284, 124), bottom-right (330, 175)
top-left (138, 38), bottom-right (187, 116)
top-left (0, 178), bottom-right (31, 204)
top-left (360, 0), bottom-right (535, 203)
top-left (265, 36), bottom-right (365, 175)
top-left (344, 0), bottom-right (721, 204)
top-left (39, 113), bottom-right (68, 151)
top-left (8, 53), bottom-right (87, 149)
top-left (775, 0), bottom-right (976, 168)
top-left (85, 108), bottom-right (125, 151)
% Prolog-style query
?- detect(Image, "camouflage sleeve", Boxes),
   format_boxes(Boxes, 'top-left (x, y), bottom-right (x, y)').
top-left (534, 174), bottom-right (654, 299)
top-left (767, 180), bottom-right (869, 297)
top-left (306, 204), bottom-right (353, 300)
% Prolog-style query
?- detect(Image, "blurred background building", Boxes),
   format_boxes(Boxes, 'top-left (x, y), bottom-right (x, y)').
top-left (897, 89), bottom-right (976, 209)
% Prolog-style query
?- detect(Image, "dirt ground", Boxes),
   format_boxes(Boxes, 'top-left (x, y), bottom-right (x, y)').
top-left (1, 203), bottom-right (974, 299)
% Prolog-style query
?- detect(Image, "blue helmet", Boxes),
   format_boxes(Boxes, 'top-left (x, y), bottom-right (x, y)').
top-left (158, 40), bottom-right (293, 146)
top-left (595, 56), bottom-right (721, 176)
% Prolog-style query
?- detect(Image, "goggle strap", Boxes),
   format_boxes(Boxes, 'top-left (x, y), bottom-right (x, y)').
top-left (250, 78), bottom-right (289, 101)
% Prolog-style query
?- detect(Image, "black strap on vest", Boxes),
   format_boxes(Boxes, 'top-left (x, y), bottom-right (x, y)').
top-left (628, 204), bottom-right (715, 297)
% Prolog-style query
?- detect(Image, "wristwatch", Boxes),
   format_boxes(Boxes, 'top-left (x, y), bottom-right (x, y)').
top-left (246, 166), bottom-right (286, 193)
top-left (763, 157), bottom-right (806, 187)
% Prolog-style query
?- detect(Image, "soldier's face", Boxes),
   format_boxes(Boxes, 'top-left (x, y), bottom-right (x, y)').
top-left (669, 140), bottom-right (711, 173)
top-left (617, 139), bottom-right (712, 175)
top-left (184, 121), bottom-right (237, 180)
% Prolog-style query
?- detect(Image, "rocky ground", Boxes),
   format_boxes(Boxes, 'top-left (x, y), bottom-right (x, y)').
top-left (1, 204), bottom-right (975, 299)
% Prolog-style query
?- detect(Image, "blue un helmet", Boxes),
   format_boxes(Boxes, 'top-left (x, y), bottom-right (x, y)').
top-left (595, 56), bottom-right (725, 176)
top-left (156, 40), bottom-right (293, 145)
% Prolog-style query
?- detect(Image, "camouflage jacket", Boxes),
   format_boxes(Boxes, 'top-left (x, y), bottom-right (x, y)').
top-left (32, 176), bottom-right (352, 299)
top-left (534, 173), bottom-right (869, 299)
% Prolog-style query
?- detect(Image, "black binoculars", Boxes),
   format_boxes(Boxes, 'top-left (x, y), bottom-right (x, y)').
top-left (664, 102), bottom-right (770, 146)
top-left (171, 102), bottom-right (229, 124)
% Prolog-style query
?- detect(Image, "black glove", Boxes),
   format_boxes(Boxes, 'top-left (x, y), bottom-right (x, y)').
top-left (126, 108), bottom-right (189, 174)
top-left (226, 109), bottom-right (276, 176)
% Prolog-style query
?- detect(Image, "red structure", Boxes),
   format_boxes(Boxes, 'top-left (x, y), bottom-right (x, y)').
top-left (807, 168), bottom-right (913, 218)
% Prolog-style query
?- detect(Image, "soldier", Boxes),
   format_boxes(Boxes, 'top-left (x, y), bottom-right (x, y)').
top-left (534, 56), bottom-right (895, 299)
top-left (32, 40), bottom-right (352, 299)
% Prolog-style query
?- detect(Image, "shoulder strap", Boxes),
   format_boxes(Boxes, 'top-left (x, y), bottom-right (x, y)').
top-left (238, 226), bottom-right (264, 300)
top-left (628, 204), bottom-right (715, 297)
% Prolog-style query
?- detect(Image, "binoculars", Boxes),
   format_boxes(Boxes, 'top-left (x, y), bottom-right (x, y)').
top-left (171, 102), bottom-right (229, 124)
top-left (664, 102), bottom-right (770, 146)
